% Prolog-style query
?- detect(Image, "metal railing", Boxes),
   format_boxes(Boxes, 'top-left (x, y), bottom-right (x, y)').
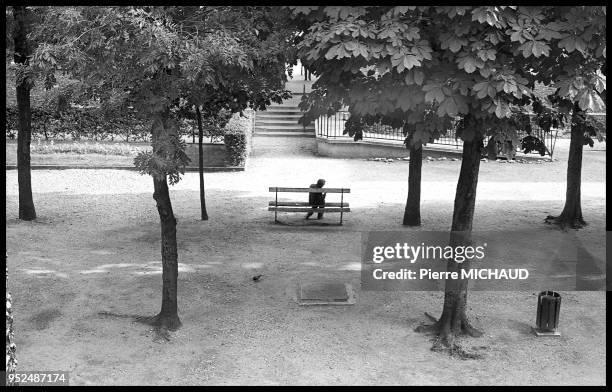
top-left (312, 110), bottom-right (607, 158)
top-left (314, 111), bottom-right (460, 148)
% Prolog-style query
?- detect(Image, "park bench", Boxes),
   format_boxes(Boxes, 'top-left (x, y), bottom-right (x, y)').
top-left (269, 187), bottom-right (351, 224)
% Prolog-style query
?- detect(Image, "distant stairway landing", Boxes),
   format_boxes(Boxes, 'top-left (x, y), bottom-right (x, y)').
top-left (254, 104), bottom-right (315, 138)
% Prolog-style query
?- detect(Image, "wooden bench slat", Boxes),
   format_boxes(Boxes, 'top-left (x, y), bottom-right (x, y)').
top-left (268, 207), bottom-right (351, 213)
top-left (268, 201), bottom-right (349, 207)
top-left (269, 187), bottom-right (351, 193)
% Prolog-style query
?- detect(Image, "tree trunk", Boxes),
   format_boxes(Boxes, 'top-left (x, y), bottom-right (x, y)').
top-left (196, 106), bottom-right (209, 220)
top-left (415, 136), bottom-right (483, 352)
top-left (546, 104), bottom-right (586, 229)
top-left (13, 6), bottom-right (36, 221)
top-left (152, 175), bottom-right (182, 330)
top-left (140, 112), bottom-right (182, 332)
top-left (403, 144), bottom-right (422, 226)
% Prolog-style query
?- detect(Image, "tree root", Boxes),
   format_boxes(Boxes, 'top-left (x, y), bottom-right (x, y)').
top-left (135, 313), bottom-right (182, 329)
top-left (97, 311), bottom-right (178, 342)
top-left (135, 312), bottom-right (181, 342)
top-left (431, 338), bottom-right (483, 360)
top-left (424, 312), bottom-right (438, 322)
top-left (414, 312), bottom-right (484, 359)
top-left (461, 318), bottom-right (483, 338)
top-left (545, 214), bottom-right (587, 230)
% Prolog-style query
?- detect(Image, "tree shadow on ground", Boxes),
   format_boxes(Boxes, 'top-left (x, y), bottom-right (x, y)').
top-left (96, 311), bottom-right (175, 342)
top-left (29, 308), bottom-right (63, 330)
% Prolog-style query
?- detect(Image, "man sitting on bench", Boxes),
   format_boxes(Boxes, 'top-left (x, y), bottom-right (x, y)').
top-left (305, 179), bottom-right (326, 220)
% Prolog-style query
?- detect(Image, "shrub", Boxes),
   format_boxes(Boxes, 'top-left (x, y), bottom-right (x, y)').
top-left (224, 132), bottom-right (247, 166)
top-left (223, 111), bottom-right (253, 166)
top-left (5, 105), bottom-right (153, 141)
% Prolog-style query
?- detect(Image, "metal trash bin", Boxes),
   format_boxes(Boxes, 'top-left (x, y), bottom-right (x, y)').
top-left (534, 290), bottom-right (561, 336)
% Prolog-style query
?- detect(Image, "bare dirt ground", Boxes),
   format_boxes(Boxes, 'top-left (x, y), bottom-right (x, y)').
top-left (5, 136), bottom-right (606, 385)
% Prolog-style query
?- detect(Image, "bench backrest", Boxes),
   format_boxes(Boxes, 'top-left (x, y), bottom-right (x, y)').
top-left (269, 187), bottom-right (351, 193)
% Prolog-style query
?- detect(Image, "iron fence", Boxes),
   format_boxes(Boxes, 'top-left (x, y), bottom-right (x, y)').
top-left (314, 110), bottom-right (607, 158)
top-left (314, 111), bottom-right (461, 147)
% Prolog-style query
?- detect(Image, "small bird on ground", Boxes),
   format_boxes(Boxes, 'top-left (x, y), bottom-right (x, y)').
top-left (252, 274), bottom-right (263, 281)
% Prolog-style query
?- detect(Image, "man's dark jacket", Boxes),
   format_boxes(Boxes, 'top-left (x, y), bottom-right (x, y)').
top-left (308, 184), bottom-right (326, 206)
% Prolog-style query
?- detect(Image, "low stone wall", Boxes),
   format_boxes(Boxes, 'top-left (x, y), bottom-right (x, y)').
top-left (315, 136), bottom-right (462, 159)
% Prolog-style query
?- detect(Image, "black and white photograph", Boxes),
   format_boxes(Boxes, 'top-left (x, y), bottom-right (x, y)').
top-left (4, 5), bottom-right (607, 386)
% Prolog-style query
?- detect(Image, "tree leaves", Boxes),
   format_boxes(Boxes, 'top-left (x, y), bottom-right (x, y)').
top-left (476, 48), bottom-right (496, 61)
top-left (325, 40), bottom-right (370, 60)
top-left (413, 69), bottom-right (425, 86)
top-left (396, 85), bottom-right (424, 111)
top-left (31, 6), bottom-right (295, 184)
top-left (292, 5), bottom-right (606, 144)
top-left (437, 95), bottom-right (468, 117)
top-left (471, 7), bottom-right (506, 28)
top-left (558, 34), bottom-right (588, 54)
top-left (440, 34), bottom-right (468, 53)
top-left (403, 55), bottom-right (421, 71)
top-left (576, 88), bottom-right (605, 112)
top-left (325, 43), bottom-right (344, 59)
top-left (493, 99), bottom-right (511, 118)
top-left (423, 82), bottom-right (446, 104)
top-left (591, 70), bottom-right (606, 93)
top-left (456, 54), bottom-right (484, 73)
top-left (554, 73), bottom-right (606, 113)
top-left (518, 40), bottom-right (550, 58)
top-left (535, 22), bottom-right (564, 41)
top-left (392, 53), bottom-right (421, 72)
top-left (472, 80), bottom-right (498, 99)
top-left (324, 6), bottom-right (366, 21)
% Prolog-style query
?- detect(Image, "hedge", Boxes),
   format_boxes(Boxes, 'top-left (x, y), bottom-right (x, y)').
top-left (5, 106), bottom-right (207, 142)
top-left (223, 110), bottom-right (253, 166)
top-left (5, 106), bottom-right (152, 141)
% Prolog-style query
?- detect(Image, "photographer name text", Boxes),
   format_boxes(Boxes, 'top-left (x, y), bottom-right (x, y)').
top-left (372, 268), bottom-right (529, 280)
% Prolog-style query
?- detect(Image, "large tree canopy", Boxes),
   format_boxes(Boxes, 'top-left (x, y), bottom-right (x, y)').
top-left (29, 6), bottom-right (296, 334)
top-left (32, 6), bottom-right (295, 181)
top-left (289, 5), bottom-right (606, 353)
top-left (291, 6), bottom-right (605, 144)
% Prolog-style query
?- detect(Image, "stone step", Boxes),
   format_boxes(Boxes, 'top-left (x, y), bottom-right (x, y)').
top-left (257, 114), bottom-right (303, 120)
top-left (254, 129), bottom-right (314, 134)
top-left (255, 123), bottom-right (313, 128)
top-left (254, 127), bottom-right (315, 133)
top-left (256, 116), bottom-right (302, 121)
top-left (257, 109), bottom-right (301, 113)
top-left (255, 124), bottom-right (307, 129)
top-left (256, 112), bottom-right (302, 116)
top-left (257, 112), bottom-right (303, 118)
top-left (261, 105), bottom-right (301, 110)
top-left (255, 121), bottom-right (305, 127)
top-left (255, 119), bottom-right (304, 125)
top-left (274, 99), bottom-right (306, 106)
top-left (254, 131), bottom-right (315, 138)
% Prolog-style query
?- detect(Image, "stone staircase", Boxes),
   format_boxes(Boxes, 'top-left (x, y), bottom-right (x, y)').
top-left (253, 78), bottom-right (316, 138)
